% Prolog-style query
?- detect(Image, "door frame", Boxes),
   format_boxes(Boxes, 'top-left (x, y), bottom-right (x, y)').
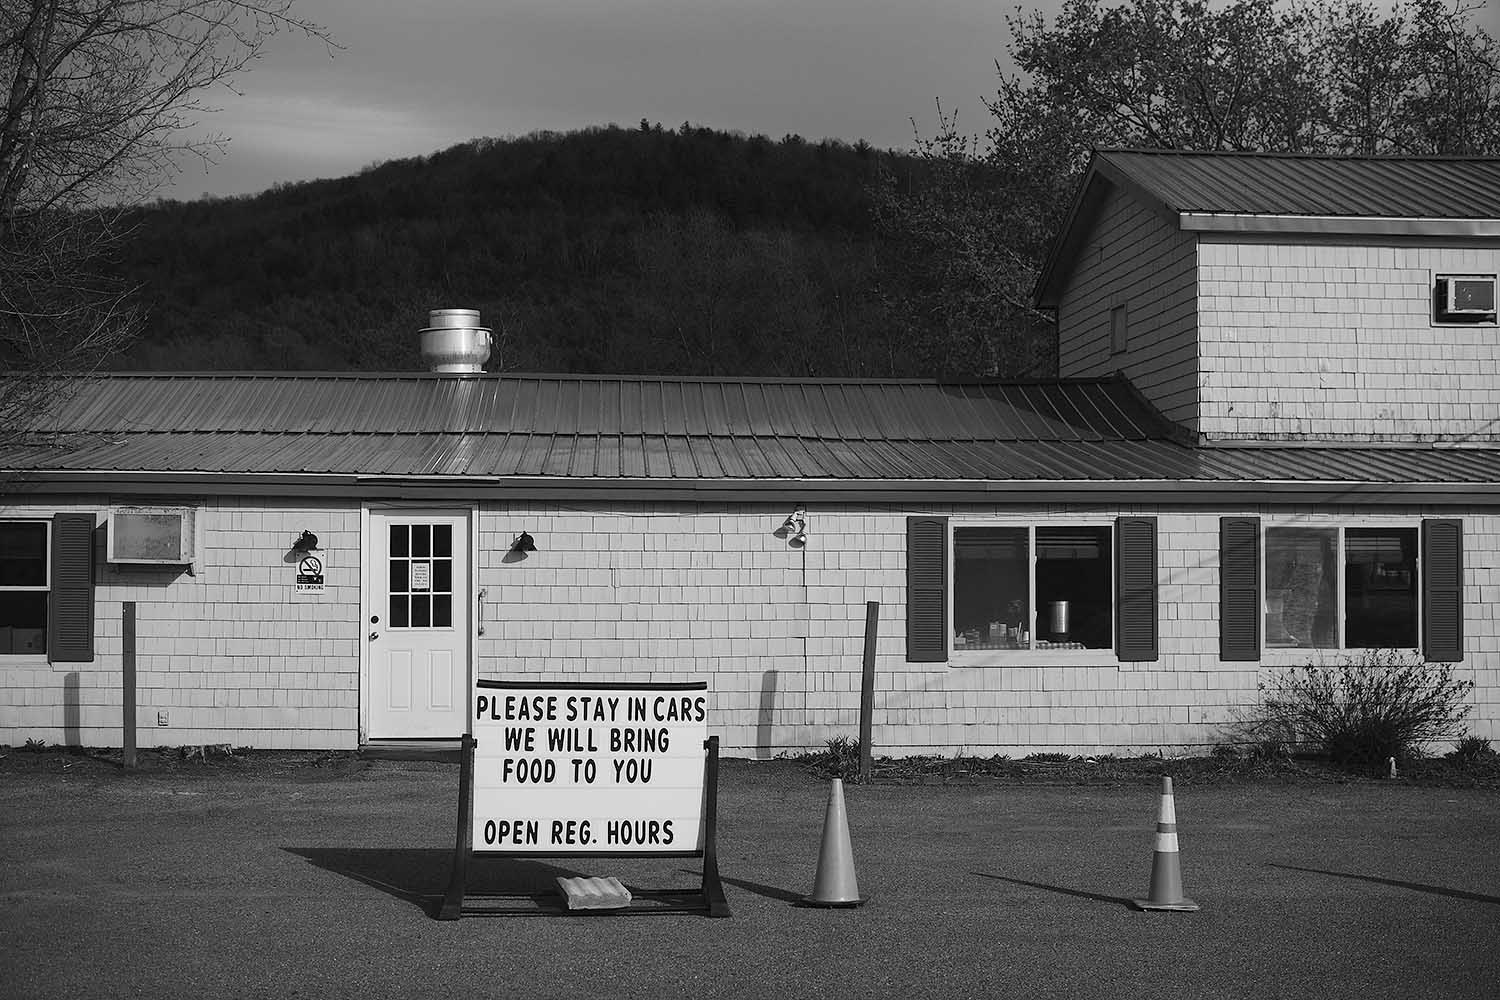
top-left (359, 502), bottom-right (479, 744)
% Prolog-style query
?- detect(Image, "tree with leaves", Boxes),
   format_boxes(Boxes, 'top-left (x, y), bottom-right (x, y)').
top-left (875, 0), bottom-right (1500, 378)
top-left (0, 1), bottom-right (330, 441)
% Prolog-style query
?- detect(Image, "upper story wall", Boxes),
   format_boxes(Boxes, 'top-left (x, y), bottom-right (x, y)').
top-left (1197, 237), bottom-right (1500, 442)
top-left (1055, 184), bottom-right (1199, 431)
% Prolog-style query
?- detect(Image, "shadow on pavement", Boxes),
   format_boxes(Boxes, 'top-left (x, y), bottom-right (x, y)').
top-left (1268, 863), bottom-right (1500, 905)
top-left (974, 872), bottom-right (1135, 909)
top-left (714, 873), bottom-right (806, 904)
top-left (285, 847), bottom-right (590, 915)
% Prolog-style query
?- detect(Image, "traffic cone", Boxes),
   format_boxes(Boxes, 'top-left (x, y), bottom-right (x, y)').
top-left (804, 778), bottom-right (866, 907)
top-left (1131, 776), bottom-right (1199, 912)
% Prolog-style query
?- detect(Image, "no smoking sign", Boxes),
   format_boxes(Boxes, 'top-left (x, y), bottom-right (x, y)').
top-left (295, 554), bottom-right (325, 594)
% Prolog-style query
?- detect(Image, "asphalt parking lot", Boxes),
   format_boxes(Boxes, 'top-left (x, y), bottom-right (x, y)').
top-left (2, 755), bottom-right (1498, 1000)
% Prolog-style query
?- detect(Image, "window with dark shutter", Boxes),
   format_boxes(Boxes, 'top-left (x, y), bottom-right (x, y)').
top-left (1219, 517), bottom-right (1260, 661)
top-left (48, 513), bottom-right (95, 663)
top-left (1422, 519), bottom-right (1463, 662)
top-left (1115, 516), bottom-right (1158, 662)
top-left (906, 516), bottom-right (948, 662)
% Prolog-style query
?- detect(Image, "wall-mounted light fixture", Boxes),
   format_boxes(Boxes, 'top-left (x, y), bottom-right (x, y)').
top-left (292, 530), bottom-right (320, 554)
top-left (781, 508), bottom-right (807, 548)
top-left (510, 531), bottom-right (537, 553)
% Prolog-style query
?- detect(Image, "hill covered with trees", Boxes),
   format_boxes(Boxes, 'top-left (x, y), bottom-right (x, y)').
top-left (115, 124), bottom-right (1013, 377)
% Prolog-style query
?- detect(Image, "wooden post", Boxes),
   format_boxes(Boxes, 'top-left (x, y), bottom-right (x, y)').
top-left (122, 602), bottom-right (136, 770)
top-left (859, 601), bottom-right (878, 782)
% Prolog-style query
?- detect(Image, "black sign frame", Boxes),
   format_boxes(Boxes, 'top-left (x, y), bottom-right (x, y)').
top-left (437, 680), bottom-right (729, 919)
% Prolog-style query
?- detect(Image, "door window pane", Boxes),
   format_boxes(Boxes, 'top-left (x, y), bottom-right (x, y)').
top-left (390, 595), bottom-right (410, 628)
top-left (1265, 528), bottom-right (1338, 648)
top-left (411, 594), bottom-right (432, 628)
top-left (388, 522), bottom-right (457, 630)
top-left (1036, 527), bottom-right (1112, 649)
top-left (954, 527), bottom-right (1030, 650)
top-left (1346, 528), bottom-right (1418, 648)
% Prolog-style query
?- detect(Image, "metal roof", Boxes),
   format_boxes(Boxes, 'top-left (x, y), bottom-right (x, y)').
top-left (3, 373), bottom-right (1498, 494)
top-left (1035, 149), bottom-right (1500, 308)
top-left (1097, 149), bottom-right (1500, 218)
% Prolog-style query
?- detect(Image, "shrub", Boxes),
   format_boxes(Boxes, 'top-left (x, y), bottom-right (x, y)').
top-left (1250, 652), bottom-right (1473, 775)
top-left (823, 735), bottom-right (862, 780)
top-left (1449, 735), bottom-right (1494, 762)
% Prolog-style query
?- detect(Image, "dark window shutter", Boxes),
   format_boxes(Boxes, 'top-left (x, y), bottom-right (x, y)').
top-left (1115, 516), bottom-right (1158, 662)
top-left (906, 516), bottom-right (948, 663)
top-left (1422, 519), bottom-right (1463, 662)
top-left (48, 513), bottom-right (96, 662)
top-left (1219, 517), bottom-right (1261, 661)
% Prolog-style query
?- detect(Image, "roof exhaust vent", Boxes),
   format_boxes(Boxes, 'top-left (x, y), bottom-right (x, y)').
top-left (419, 308), bottom-right (491, 373)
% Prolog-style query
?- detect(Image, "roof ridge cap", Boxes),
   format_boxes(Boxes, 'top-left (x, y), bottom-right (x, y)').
top-left (1100, 146), bottom-right (1500, 164)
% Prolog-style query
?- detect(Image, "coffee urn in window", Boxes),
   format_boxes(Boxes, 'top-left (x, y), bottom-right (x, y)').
top-left (1048, 600), bottom-right (1070, 639)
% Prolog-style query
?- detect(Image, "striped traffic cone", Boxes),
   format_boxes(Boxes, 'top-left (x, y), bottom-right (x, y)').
top-left (804, 778), bottom-right (866, 907)
top-left (1131, 776), bottom-right (1199, 912)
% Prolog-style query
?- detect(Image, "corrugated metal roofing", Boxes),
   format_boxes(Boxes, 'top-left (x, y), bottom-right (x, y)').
top-left (1097, 149), bottom-right (1500, 218)
top-left (3, 373), bottom-right (1498, 487)
top-left (24, 373), bottom-right (1174, 442)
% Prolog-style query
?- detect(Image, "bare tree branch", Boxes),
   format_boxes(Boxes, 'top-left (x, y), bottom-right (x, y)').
top-left (1, 0), bottom-right (334, 448)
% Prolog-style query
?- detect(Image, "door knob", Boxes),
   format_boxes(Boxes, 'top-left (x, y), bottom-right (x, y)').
top-left (369, 631), bottom-right (379, 641)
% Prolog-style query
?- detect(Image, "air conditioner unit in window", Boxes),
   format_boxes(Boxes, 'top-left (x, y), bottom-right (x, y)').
top-left (1438, 275), bottom-right (1496, 317)
top-left (108, 507), bottom-right (196, 565)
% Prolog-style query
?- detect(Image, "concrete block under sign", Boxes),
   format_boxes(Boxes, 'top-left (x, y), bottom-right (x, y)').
top-left (556, 876), bottom-right (632, 911)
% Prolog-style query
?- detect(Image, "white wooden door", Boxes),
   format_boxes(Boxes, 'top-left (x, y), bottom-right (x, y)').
top-left (367, 510), bottom-right (468, 739)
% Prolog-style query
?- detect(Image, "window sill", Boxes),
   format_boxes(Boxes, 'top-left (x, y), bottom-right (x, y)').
top-left (0, 655), bottom-right (53, 669)
top-left (949, 649), bottom-right (1120, 668)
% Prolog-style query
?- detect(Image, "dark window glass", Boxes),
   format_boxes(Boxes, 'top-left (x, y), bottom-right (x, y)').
top-left (433, 559), bottom-right (452, 594)
top-left (433, 594), bottom-right (452, 628)
top-left (412, 525), bottom-right (431, 558)
top-left (953, 527), bottom-right (1029, 650)
top-left (1265, 528), bottom-right (1338, 648)
top-left (390, 595), bottom-right (410, 628)
top-left (1036, 527), bottom-right (1112, 649)
top-left (411, 595), bottom-right (432, 628)
top-left (390, 524), bottom-right (409, 557)
top-left (1346, 528), bottom-right (1418, 648)
top-left (389, 559), bottom-right (408, 595)
top-left (0, 522), bottom-right (47, 587)
top-left (433, 524), bottom-right (452, 558)
top-left (0, 592), bottom-right (47, 653)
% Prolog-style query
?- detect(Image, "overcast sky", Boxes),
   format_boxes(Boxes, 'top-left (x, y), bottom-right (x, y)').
top-left (165, 0), bottom-right (1500, 202)
top-left (164, 0), bottom-right (1053, 200)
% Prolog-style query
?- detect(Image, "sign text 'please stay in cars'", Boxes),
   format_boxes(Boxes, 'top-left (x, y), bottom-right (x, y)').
top-left (471, 683), bottom-right (708, 853)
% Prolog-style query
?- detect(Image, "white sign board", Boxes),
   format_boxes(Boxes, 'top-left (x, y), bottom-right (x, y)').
top-left (294, 554), bottom-right (325, 595)
top-left (471, 683), bottom-right (708, 853)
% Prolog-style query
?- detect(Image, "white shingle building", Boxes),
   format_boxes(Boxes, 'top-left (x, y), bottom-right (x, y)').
top-left (2, 151), bottom-right (1496, 756)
